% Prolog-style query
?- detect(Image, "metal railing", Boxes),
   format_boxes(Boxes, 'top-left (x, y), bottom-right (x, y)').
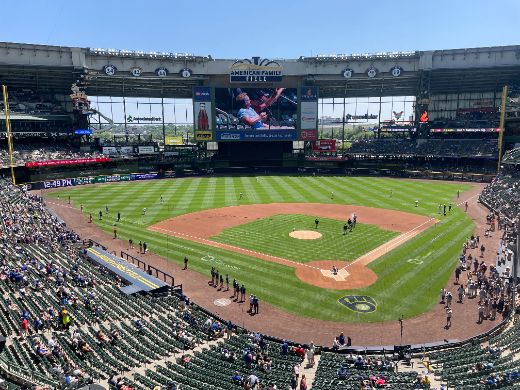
top-left (120, 250), bottom-right (182, 290)
top-left (83, 239), bottom-right (107, 251)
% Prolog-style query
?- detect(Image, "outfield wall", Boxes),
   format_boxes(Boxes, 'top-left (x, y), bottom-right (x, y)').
top-left (19, 165), bottom-right (495, 191)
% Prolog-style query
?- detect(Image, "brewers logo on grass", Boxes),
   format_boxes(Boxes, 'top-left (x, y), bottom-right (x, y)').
top-left (339, 295), bottom-right (377, 313)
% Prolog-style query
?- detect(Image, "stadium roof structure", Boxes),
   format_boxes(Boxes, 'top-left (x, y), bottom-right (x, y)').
top-left (0, 42), bottom-right (519, 98)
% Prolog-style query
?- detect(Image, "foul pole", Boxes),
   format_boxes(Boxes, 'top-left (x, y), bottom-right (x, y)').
top-left (497, 85), bottom-right (508, 173)
top-left (2, 85), bottom-right (16, 185)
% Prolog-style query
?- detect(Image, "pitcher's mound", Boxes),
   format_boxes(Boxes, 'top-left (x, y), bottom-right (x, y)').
top-left (289, 230), bottom-right (322, 240)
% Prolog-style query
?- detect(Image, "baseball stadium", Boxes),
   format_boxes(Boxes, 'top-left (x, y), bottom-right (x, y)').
top-left (0, 28), bottom-right (520, 390)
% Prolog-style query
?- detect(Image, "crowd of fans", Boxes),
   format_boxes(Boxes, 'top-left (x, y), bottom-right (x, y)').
top-left (0, 143), bottom-right (102, 168)
top-left (480, 148), bottom-right (520, 222)
top-left (0, 161), bottom-right (519, 389)
top-left (0, 177), bottom-right (308, 390)
top-left (444, 225), bottom-right (516, 331)
top-left (429, 108), bottom-right (499, 129)
top-left (0, 89), bottom-right (66, 116)
top-left (348, 138), bottom-right (499, 157)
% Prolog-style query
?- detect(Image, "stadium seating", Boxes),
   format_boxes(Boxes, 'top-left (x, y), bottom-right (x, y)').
top-left (312, 352), bottom-right (420, 389)
top-left (480, 148), bottom-right (520, 221)
top-left (0, 89), bottom-right (67, 116)
top-left (428, 323), bottom-right (520, 388)
top-left (0, 143), bottom-right (102, 169)
top-left (0, 173), bottom-right (518, 389)
top-left (348, 138), bottom-right (498, 158)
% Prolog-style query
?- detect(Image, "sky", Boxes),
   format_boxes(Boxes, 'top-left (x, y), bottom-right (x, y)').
top-left (2, 1), bottom-right (518, 128)
top-left (1, 0), bottom-right (519, 59)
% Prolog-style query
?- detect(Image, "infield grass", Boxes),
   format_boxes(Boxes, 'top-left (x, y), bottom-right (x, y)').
top-left (48, 176), bottom-right (474, 323)
top-left (212, 214), bottom-right (399, 263)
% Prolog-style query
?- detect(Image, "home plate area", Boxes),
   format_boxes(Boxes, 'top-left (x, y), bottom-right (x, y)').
top-left (320, 267), bottom-right (350, 281)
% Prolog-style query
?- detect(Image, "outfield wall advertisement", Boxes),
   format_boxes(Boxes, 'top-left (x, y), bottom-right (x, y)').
top-left (28, 172), bottom-right (163, 190)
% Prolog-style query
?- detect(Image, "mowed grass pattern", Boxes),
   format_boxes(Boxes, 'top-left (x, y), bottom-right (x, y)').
top-left (212, 214), bottom-right (399, 263)
top-left (49, 176), bottom-right (474, 323)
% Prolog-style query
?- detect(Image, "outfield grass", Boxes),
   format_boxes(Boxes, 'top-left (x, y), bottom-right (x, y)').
top-left (212, 214), bottom-right (399, 263)
top-left (48, 176), bottom-right (474, 323)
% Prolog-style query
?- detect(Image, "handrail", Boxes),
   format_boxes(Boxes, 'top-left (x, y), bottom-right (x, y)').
top-left (120, 250), bottom-right (178, 288)
top-left (85, 239), bottom-right (108, 251)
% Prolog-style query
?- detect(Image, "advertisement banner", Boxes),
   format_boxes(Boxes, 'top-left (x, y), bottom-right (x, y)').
top-left (300, 87), bottom-right (318, 102)
top-left (229, 57), bottom-right (283, 83)
top-left (137, 146), bottom-right (156, 155)
top-left (130, 173), bottom-right (159, 180)
top-left (312, 139), bottom-right (337, 152)
top-left (300, 102), bottom-right (318, 130)
top-left (75, 177), bottom-right (92, 185)
top-left (74, 129), bottom-right (93, 135)
top-left (105, 175), bottom-right (122, 183)
top-left (380, 127), bottom-right (417, 132)
top-left (42, 179), bottom-right (75, 189)
top-left (306, 156), bottom-right (346, 161)
top-left (165, 136), bottom-right (184, 145)
top-left (300, 87), bottom-right (318, 131)
top-left (195, 131), bottom-right (213, 141)
top-left (194, 102), bottom-right (212, 131)
top-left (102, 147), bottom-right (118, 156)
top-left (193, 87), bottom-right (211, 102)
top-left (193, 87), bottom-right (213, 136)
top-left (300, 130), bottom-right (318, 141)
top-left (26, 157), bottom-right (110, 168)
top-left (30, 172), bottom-right (161, 190)
top-left (102, 146), bottom-right (136, 156)
top-left (431, 128), bottom-right (500, 133)
top-left (215, 130), bottom-right (297, 141)
top-left (91, 176), bottom-right (107, 184)
top-left (120, 146), bottom-right (134, 155)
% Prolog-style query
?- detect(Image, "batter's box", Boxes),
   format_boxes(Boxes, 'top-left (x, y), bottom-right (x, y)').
top-left (321, 268), bottom-right (350, 281)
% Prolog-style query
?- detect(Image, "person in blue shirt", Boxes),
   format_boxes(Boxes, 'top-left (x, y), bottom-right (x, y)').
top-left (236, 92), bottom-right (268, 129)
top-left (231, 372), bottom-right (242, 384)
top-left (281, 340), bottom-right (289, 355)
top-left (337, 364), bottom-right (348, 379)
top-left (338, 332), bottom-right (345, 346)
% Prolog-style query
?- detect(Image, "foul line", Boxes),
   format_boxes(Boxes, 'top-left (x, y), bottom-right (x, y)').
top-left (341, 193), bottom-right (480, 271)
top-left (149, 225), bottom-right (322, 271)
top-left (47, 194), bottom-right (481, 280)
top-left (341, 217), bottom-right (437, 271)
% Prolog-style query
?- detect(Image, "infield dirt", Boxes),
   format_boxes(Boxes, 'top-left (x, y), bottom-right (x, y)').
top-left (148, 203), bottom-right (436, 289)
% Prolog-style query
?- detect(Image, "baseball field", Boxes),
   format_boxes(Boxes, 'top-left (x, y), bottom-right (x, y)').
top-left (48, 176), bottom-right (474, 323)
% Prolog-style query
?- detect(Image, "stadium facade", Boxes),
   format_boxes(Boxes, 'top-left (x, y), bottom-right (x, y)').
top-left (0, 42), bottom-right (519, 389)
top-left (0, 41), bottom-right (520, 184)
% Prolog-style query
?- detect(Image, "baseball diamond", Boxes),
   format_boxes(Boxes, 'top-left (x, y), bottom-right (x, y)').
top-left (47, 176), bottom-right (473, 322)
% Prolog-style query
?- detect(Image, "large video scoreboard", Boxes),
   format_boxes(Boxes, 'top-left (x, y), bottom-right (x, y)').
top-left (193, 86), bottom-right (318, 142)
